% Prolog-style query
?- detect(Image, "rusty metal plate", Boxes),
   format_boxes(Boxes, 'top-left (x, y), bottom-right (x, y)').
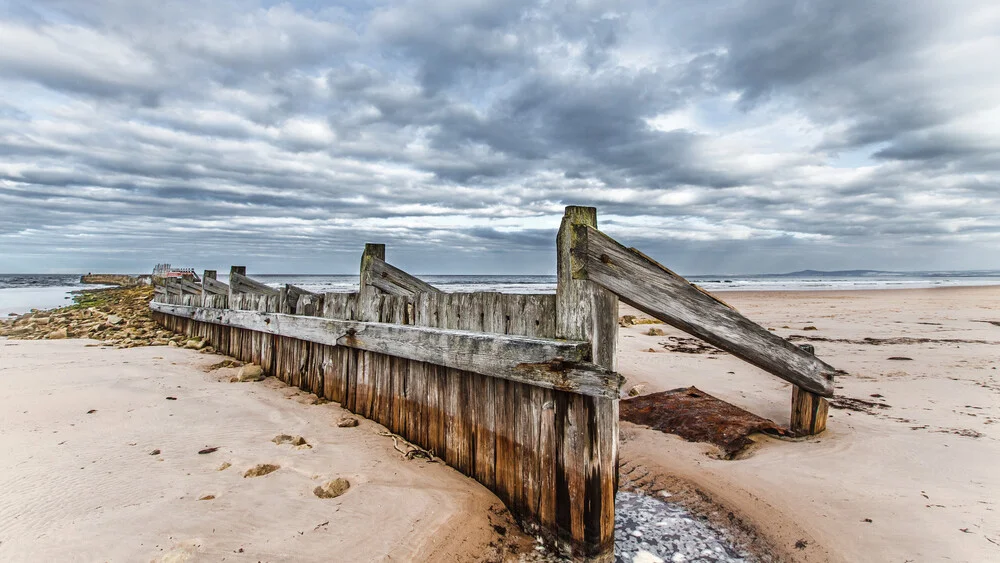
top-left (620, 387), bottom-right (787, 458)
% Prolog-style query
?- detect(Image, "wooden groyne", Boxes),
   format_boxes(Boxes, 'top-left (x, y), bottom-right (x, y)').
top-left (150, 206), bottom-right (838, 559)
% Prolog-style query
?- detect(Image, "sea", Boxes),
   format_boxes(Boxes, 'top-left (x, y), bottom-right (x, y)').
top-left (2, 270), bottom-right (999, 317)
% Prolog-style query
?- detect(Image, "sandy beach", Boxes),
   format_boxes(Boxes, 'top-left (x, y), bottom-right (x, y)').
top-left (1, 286), bottom-right (998, 562)
top-left (617, 286), bottom-right (1000, 562)
top-left (0, 339), bottom-right (530, 562)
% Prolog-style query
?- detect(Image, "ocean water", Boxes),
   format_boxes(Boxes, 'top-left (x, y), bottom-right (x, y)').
top-left (3, 270), bottom-right (999, 317)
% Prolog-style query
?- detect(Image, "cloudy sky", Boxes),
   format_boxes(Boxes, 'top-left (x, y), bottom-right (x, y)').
top-left (1, 0), bottom-right (998, 275)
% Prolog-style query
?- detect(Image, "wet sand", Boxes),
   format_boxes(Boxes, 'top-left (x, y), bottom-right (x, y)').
top-left (617, 286), bottom-right (1000, 562)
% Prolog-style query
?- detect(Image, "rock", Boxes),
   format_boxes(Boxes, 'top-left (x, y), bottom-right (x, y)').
top-left (184, 339), bottom-right (205, 350)
top-left (337, 416), bottom-right (359, 428)
top-left (217, 462), bottom-right (231, 471)
top-left (272, 434), bottom-right (309, 447)
top-left (237, 364), bottom-right (264, 382)
top-left (168, 341), bottom-right (179, 348)
top-left (33, 317), bottom-right (50, 326)
top-left (243, 463), bottom-right (280, 478)
top-left (107, 314), bottom-right (122, 325)
top-left (198, 495), bottom-right (215, 501)
top-left (46, 328), bottom-right (68, 340)
top-left (645, 328), bottom-right (665, 336)
top-left (313, 478), bottom-right (350, 499)
top-left (627, 384), bottom-right (646, 397)
top-left (802, 326), bottom-right (818, 331)
top-left (150, 449), bottom-right (161, 455)
top-left (619, 315), bottom-right (637, 327)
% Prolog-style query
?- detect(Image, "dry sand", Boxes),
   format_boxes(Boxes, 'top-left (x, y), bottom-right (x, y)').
top-left (0, 339), bottom-right (530, 562)
top-left (2, 286), bottom-right (998, 562)
top-left (617, 286), bottom-right (1000, 562)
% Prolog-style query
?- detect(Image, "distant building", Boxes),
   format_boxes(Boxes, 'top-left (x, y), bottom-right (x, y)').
top-left (152, 263), bottom-right (200, 282)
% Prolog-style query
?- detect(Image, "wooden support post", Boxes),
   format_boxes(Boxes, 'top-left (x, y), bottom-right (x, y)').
top-left (555, 205), bottom-right (618, 560)
top-left (359, 243), bottom-right (386, 294)
top-left (791, 343), bottom-right (829, 435)
top-left (558, 207), bottom-right (618, 370)
top-left (228, 266), bottom-right (244, 303)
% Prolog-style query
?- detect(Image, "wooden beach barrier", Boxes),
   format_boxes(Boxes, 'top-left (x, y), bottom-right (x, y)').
top-left (149, 206), bottom-right (837, 559)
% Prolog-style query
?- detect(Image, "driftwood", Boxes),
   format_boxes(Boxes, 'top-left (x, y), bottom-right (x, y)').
top-left (571, 224), bottom-right (836, 397)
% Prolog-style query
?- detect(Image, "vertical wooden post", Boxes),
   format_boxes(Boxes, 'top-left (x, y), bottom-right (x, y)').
top-left (556, 206), bottom-right (618, 560)
top-left (359, 243), bottom-right (386, 294)
top-left (229, 266), bottom-right (245, 303)
top-left (202, 270), bottom-right (216, 305)
top-left (791, 344), bottom-right (829, 435)
top-left (558, 207), bottom-right (618, 371)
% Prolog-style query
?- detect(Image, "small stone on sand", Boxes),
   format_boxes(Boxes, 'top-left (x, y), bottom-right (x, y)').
top-left (198, 495), bottom-right (215, 501)
top-left (244, 463), bottom-right (280, 478)
top-left (217, 462), bottom-right (231, 471)
top-left (337, 416), bottom-right (359, 428)
top-left (313, 478), bottom-right (350, 499)
top-left (627, 384), bottom-right (646, 397)
top-left (149, 449), bottom-right (161, 455)
top-left (273, 434), bottom-right (306, 446)
top-left (236, 364), bottom-right (264, 382)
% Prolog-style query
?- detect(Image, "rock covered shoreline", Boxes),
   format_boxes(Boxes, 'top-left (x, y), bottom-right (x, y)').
top-left (0, 286), bottom-right (211, 351)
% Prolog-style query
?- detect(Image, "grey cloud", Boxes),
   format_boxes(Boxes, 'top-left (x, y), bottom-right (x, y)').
top-left (0, 0), bottom-right (998, 274)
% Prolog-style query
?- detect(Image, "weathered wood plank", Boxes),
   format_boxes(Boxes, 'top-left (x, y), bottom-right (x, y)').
top-left (202, 276), bottom-right (229, 296)
top-left (149, 302), bottom-right (620, 399)
top-left (230, 272), bottom-right (279, 296)
top-left (282, 283), bottom-right (315, 314)
top-left (367, 256), bottom-right (441, 296)
top-left (572, 224), bottom-right (837, 397)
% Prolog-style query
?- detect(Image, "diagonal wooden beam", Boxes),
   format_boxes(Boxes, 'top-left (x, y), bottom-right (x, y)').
top-left (572, 225), bottom-right (836, 396)
top-left (366, 257), bottom-right (441, 296)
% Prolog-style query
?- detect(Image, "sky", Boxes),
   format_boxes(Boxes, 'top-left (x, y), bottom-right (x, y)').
top-left (1, 0), bottom-right (998, 275)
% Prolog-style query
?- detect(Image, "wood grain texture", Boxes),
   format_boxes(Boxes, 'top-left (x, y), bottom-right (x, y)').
top-left (202, 276), bottom-right (229, 296)
top-left (148, 302), bottom-right (619, 398)
top-left (229, 272), bottom-right (279, 296)
top-left (791, 385), bottom-right (829, 435)
top-left (573, 224), bottom-right (837, 397)
top-left (366, 256), bottom-right (441, 296)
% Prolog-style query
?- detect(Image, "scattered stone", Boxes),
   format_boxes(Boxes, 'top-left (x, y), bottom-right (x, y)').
top-left (207, 359), bottom-right (242, 371)
top-left (107, 314), bottom-right (122, 325)
top-left (802, 326), bottom-right (818, 331)
top-left (198, 447), bottom-right (219, 455)
top-left (166, 396), bottom-right (177, 400)
top-left (888, 356), bottom-right (913, 361)
top-left (244, 463), bottom-right (280, 478)
top-left (313, 478), bottom-right (350, 499)
top-left (645, 328), bottom-right (665, 336)
top-left (217, 462), bottom-right (231, 471)
top-left (86, 409), bottom-right (97, 414)
top-left (198, 495), bottom-right (216, 501)
top-left (272, 434), bottom-right (310, 448)
top-left (337, 416), bottom-right (359, 428)
top-left (150, 449), bottom-right (161, 455)
top-left (236, 364), bottom-right (265, 382)
top-left (627, 384), bottom-right (646, 397)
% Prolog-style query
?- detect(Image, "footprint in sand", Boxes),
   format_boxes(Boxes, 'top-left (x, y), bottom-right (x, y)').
top-left (244, 463), bottom-right (280, 478)
top-left (314, 478), bottom-right (350, 499)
